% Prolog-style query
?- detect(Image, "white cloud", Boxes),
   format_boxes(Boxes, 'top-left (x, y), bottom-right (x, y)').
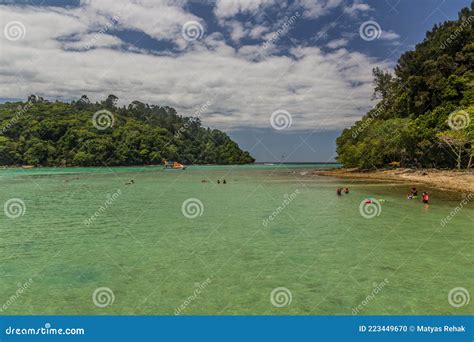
top-left (314, 22), bottom-right (338, 42)
top-left (213, 0), bottom-right (342, 21)
top-left (62, 33), bottom-right (124, 50)
top-left (294, 0), bottom-right (342, 19)
top-left (249, 25), bottom-right (269, 39)
top-left (326, 38), bottom-right (348, 49)
top-left (226, 20), bottom-right (246, 42)
top-left (226, 23), bottom-right (272, 43)
top-left (213, 1), bottom-right (275, 43)
top-left (80, 0), bottom-right (203, 49)
top-left (0, 2), bottom-right (389, 132)
top-left (214, 0), bottom-right (275, 19)
top-left (343, 1), bottom-right (372, 17)
top-left (87, 0), bottom-right (189, 35)
top-left (380, 30), bottom-right (400, 41)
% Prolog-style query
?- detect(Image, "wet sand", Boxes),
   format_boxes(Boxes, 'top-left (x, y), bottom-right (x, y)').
top-left (315, 168), bottom-right (474, 193)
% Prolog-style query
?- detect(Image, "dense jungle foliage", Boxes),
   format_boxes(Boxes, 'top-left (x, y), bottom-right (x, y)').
top-left (336, 4), bottom-right (474, 169)
top-left (0, 94), bottom-right (254, 166)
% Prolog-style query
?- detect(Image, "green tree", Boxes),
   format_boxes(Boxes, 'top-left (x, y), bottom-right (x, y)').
top-left (336, 3), bottom-right (474, 169)
top-left (0, 95), bottom-right (254, 166)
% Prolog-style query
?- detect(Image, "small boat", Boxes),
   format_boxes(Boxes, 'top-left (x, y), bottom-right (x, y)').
top-left (163, 160), bottom-right (186, 170)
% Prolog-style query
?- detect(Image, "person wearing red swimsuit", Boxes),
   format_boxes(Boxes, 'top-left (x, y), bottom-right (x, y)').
top-left (422, 192), bottom-right (429, 203)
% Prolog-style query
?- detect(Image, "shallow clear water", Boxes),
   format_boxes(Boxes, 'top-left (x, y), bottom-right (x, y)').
top-left (0, 164), bottom-right (472, 315)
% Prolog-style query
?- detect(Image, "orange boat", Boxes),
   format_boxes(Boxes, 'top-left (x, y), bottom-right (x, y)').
top-left (163, 160), bottom-right (186, 170)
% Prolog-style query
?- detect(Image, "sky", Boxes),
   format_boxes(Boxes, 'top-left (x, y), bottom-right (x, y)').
top-left (0, 0), bottom-right (471, 162)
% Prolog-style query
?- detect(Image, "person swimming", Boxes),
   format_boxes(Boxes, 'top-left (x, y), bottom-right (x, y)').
top-left (223, 179), bottom-right (227, 184)
top-left (217, 180), bottom-right (220, 184)
top-left (344, 187), bottom-right (349, 194)
top-left (336, 188), bottom-right (342, 196)
top-left (422, 192), bottom-right (429, 204)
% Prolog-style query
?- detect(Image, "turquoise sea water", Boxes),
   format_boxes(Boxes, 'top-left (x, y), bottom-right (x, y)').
top-left (0, 164), bottom-right (472, 315)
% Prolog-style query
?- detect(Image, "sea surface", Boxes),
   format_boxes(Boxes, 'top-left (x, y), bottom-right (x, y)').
top-left (0, 164), bottom-right (472, 315)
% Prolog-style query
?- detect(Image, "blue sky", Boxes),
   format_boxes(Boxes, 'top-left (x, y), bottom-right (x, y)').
top-left (0, 0), bottom-right (471, 162)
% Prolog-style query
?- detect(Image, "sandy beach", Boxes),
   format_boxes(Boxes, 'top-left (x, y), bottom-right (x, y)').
top-left (315, 168), bottom-right (474, 193)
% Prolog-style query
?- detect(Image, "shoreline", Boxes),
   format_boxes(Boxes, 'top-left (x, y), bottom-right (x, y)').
top-left (314, 168), bottom-right (474, 193)
top-left (3, 164), bottom-right (472, 193)
top-left (0, 162), bottom-right (336, 170)
top-left (0, 163), bottom-right (249, 169)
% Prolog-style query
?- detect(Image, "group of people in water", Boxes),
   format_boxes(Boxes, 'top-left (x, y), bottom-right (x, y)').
top-left (407, 187), bottom-right (430, 203)
top-left (336, 187), bottom-right (349, 195)
top-left (336, 186), bottom-right (430, 204)
top-left (200, 179), bottom-right (228, 184)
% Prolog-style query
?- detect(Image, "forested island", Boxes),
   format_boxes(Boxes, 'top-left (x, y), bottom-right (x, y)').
top-left (1, 5), bottom-right (472, 169)
top-left (336, 4), bottom-right (473, 169)
top-left (0, 95), bottom-right (254, 166)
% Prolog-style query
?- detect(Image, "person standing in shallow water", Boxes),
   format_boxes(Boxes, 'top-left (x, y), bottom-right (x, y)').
top-left (422, 192), bottom-right (429, 204)
top-left (344, 187), bottom-right (349, 194)
top-left (336, 188), bottom-right (342, 196)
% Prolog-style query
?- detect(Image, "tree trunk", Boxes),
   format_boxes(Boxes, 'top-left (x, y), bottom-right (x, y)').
top-left (457, 146), bottom-right (462, 169)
